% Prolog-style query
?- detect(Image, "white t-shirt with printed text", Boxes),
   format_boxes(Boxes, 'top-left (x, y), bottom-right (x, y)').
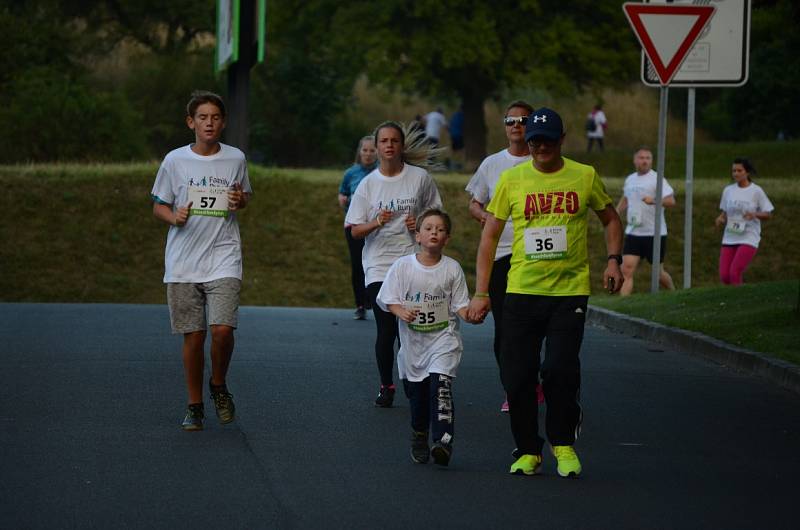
top-left (719, 182), bottom-right (774, 248)
top-left (622, 170), bottom-right (674, 236)
top-left (465, 149), bottom-right (530, 260)
top-left (376, 254), bottom-right (470, 382)
top-left (151, 143), bottom-right (252, 283)
top-left (345, 164), bottom-right (442, 285)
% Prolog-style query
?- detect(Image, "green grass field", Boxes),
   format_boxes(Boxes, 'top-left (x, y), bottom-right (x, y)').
top-left (591, 281), bottom-right (800, 365)
top-left (1, 150), bottom-right (797, 361)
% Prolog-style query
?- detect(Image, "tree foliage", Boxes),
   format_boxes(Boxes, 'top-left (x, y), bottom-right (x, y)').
top-left (695, 0), bottom-right (800, 141)
top-left (336, 0), bottom-right (639, 166)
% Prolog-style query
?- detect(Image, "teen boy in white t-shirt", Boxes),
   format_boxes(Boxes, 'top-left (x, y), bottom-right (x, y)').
top-left (377, 209), bottom-right (474, 467)
top-left (151, 90), bottom-right (252, 431)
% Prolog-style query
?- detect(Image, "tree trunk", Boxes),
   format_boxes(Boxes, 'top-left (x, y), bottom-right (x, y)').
top-left (461, 91), bottom-right (488, 172)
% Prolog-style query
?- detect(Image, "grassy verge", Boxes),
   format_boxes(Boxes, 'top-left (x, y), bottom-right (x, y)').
top-left (591, 281), bottom-right (800, 365)
top-left (1, 162), bottom-right (797, 363)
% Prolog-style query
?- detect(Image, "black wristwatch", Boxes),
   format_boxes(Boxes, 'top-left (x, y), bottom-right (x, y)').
top-left (607, 254), bottom-right (622, 265)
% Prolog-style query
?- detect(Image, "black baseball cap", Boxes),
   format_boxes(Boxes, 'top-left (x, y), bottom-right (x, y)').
top-left (524, 107), bottom-right (564, 142)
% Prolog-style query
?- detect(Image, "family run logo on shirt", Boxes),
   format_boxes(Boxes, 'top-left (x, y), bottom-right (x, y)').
top-left (726, 199), bottom-right (753, 215)
top-left (378, 197), bottom-right (416, 213)
top-left (188, 176), bottom-right (230, 187)
top-left (524, 191), bottom-right (580, 219)
top-left (404, 291), bottom-right (447, 303)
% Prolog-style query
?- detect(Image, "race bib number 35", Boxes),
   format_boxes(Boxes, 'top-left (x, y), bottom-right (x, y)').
top-left (407, 300), bottom-right (449, 333)
top-left (188, 186), bottom-right (229, 218)
top-left (524, 225), bottom-right (568, 260)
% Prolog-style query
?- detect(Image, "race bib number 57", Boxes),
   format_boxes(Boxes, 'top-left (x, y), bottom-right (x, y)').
top-left (524, 225), bottom-right (568, 260)
top-left (188, 187), bottom-right (229, 218)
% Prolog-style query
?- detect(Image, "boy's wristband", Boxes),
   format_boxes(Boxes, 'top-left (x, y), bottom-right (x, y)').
top-left (474, 292), bottom-right (490, 298)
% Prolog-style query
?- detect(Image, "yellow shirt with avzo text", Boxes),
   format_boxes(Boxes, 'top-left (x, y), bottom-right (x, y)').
top-left (487, 157), bottom-right (612, 296)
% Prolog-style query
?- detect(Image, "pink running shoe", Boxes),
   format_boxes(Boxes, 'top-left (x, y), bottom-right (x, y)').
top-left (500, 399), bottom-right (510, 413)
top-left (536, 384), bottom-right (544, 404)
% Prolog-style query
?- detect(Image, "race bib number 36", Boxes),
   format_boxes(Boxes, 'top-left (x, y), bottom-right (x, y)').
top-left (407, 300), bottom-right (449, 333)
top-left (188, 186), bottom-right (229, 218)
top-left (524, 225), bottom-right (568, 260)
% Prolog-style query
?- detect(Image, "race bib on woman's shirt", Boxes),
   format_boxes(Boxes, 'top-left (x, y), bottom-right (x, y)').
top-left (725, 216), bottom-right (747, 235)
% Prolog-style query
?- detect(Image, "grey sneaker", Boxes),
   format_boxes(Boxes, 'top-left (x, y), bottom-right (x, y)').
top-left (181, 403), bottom-right (204, 431)
top-left (209, 379), bottom-right (236, 424)
top-left (411, 431), bottom-right (429, 464)
top-left (354, 307), bottom-right (367, 320)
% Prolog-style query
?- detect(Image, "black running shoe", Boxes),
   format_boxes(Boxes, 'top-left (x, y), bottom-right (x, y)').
top-left (209, 379), bottom-right (236, 424)
top-left (374, 385), bottom-right (396, 407)
top-left (354, 307), bottom-right (367, 320)
top-left (410, 431), bottom-right (430, 464)
top-left (431, 442), bottom-right (452, 467)
top-left (181, 403), bottom-right (204, 431)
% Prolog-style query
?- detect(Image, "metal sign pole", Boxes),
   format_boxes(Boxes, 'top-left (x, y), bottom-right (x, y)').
top-left (651, 85), bottom-right (668, 293)
top-left (683, 87), bottom-right (696, 289)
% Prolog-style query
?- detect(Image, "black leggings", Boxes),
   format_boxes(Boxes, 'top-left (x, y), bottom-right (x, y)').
top-left (344, 227), bottom-right (367, 308)
top-left (488, 254), bottom-right (512, 366)
top-left (366, 282), bottom-right (399, 386)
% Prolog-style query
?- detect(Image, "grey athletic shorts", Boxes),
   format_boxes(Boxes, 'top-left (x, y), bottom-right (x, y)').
top-left (167, 277), bottom-right (241, 334)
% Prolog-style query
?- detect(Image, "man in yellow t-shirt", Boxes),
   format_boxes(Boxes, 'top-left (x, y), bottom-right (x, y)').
top-left (467, 107), bottom-right (623, 478)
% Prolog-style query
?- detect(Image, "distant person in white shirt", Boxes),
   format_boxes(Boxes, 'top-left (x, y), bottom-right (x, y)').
top-left (377, 209), bottom-right (477, 467)
top-left (151, 90), bottom-right (252, 431)
top-left (586, 104), bottom-right (607, 152)
top-left (715, 158), bottom-right (774, 285)
top-left (616, 147), bottom-right (676, 296)
top-left (424, 107), bottom-right (448, 146)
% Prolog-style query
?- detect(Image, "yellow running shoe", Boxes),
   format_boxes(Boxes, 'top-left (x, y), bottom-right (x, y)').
top-left (509, 454), bottom-right (542, 476)
top-left (551, 445), bottom-right (582, 478)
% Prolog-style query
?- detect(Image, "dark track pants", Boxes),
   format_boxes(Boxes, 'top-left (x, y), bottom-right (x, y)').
top-left (500, 294), bottom-right (587, 455)
top-left (403, 373), bottom-right (454, 444)
top-left (488, 254), bottom-right (511, 366)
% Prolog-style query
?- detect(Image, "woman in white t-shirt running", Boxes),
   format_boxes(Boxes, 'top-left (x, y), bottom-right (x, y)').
top-left (345, 122), bottom-right (444, 407)
top-left (715, 158), bottom-right (774, 285)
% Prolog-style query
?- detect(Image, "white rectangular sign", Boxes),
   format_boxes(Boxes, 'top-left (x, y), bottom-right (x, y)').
top-left (642, 0), bottom-right (750, 87)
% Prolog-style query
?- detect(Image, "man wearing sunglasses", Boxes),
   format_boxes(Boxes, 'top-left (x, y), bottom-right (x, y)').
top-left (465, 100), bottom-right (534, 413)
top-left (467, 107), bottom-right (623, 478)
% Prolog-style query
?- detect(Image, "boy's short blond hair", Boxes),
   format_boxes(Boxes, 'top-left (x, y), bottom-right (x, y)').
top-left (416, 208), bottom-right (452, 235)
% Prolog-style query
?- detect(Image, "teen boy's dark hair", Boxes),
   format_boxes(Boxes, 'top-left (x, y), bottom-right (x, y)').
top-left (186, 90), bottom-right (227, 119)
top-left (416, 208), bottom-right (452, 235)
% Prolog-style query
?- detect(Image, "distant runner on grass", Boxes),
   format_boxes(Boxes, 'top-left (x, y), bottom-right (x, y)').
top-left (151, 90), bottom-right (252, 431)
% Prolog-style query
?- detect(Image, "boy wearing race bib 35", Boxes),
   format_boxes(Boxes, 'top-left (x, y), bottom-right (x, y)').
top-left (151, 91), bottom-right (252, 431)
top-left (377, 209), bottom-right (476, 466)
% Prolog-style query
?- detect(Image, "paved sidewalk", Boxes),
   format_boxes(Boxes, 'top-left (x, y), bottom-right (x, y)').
top-left (588, 305), bottom-right (800, 394)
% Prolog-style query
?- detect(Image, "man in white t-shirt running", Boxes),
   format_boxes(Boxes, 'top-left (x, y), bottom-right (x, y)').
top-left (424, 107), bottom-right (448, 146)
top-left (465, 100), bottom-right (541, 412)
top-left (151, 91), bottom-right (253, 431)
top-left (616, 147), bottom-right (675, 296)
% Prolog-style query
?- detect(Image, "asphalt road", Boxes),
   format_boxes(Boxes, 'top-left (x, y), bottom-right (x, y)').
top-left (1, 303), bottom-right (798, 529)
